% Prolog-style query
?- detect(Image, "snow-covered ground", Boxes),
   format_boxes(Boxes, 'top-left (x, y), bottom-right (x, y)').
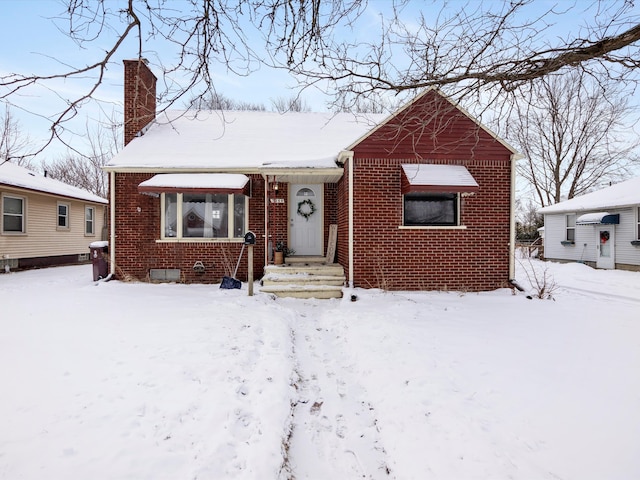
top-left (1, 259), bottom-right (638, 480)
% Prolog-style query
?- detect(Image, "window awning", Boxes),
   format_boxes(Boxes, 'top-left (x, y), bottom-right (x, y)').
top-left (576, 212), bottom-right (620, 225)
top-left (401, 164), bottom-right (479, 194)
top-left (138, 174), bottom-right (251, 195)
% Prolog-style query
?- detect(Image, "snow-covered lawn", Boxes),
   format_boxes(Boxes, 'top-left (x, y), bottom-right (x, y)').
top-left (1, 260), bottom-right (638, 479)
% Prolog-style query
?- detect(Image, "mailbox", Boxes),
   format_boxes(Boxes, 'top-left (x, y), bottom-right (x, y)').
top-left (244, 231), bottom-right (256, 245)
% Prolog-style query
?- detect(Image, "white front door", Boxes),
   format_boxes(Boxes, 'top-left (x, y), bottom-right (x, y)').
top-left (289, 184), bottom-right (323, 256)
top-left (596, 226), bottom-right (615, 269)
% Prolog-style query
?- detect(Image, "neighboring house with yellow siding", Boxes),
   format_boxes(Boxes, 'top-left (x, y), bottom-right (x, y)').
top-left (1, 161), bottom-right (108, 272)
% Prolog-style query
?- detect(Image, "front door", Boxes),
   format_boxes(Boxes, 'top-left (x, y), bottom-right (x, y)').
top-left (289, 184), bottom-right (323, 256)
top-left (596, 226), bottom-right (615, 269)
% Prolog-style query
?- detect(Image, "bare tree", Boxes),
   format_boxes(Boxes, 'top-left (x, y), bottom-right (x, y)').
top-left (42, 121), bottom-right (119, 198)
top-left (0, 105), bottom-right (33, 168)
top-left (504, 70), bottom-right (639, 207)
top-left (271, 95), bottom-right (311, 113)
top-left (189, 91), bottom-right (266, 111)
top-left (515, 198), bottom-right (543, 242)
top-left (2, 0), bottom-right (640, 152)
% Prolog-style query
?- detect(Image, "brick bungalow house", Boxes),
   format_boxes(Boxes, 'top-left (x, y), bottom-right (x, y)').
top-left (104, 59), bottom-right (519, 295)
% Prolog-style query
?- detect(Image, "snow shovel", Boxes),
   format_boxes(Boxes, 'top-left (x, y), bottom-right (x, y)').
top-left (220, 243), bottom-right (245, 289)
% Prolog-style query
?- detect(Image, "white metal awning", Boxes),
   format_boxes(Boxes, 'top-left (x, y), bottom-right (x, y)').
top-left (401, 164), bottom-right (479, 194)
top-left (138, 173), bottom-right (251, 195)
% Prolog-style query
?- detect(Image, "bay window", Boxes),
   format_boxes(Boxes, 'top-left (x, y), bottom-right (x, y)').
top-left (162, 192), bottom-right (247, 240)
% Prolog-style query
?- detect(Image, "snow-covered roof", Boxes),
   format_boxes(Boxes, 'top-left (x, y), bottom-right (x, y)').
top-left (538, 176), bottom-right (640, 214)
top-left (401, 164), bottom-right (479, 192)
top-left (139, 173), bottom-right (249, 190)
top-left (0, 161), bottom-right (108, 204)
top-left (105, 110), bottom-right (387, 171)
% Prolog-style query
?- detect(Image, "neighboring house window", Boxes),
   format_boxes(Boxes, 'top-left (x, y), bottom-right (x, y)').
top-left (57, 203), bottom-right (70, 229)
top-left (2, 195), bottom-right (25, 233)
top-left (404, 193), bottom-right (458, 226)
top-left (85, 206), bottom-right (95, 235)
top-left (163, 193), bottom-right (247, 239)
top-left (566, 214), bottom-right (576, 242)
top-left (637, 206), bottom-right (640, 240)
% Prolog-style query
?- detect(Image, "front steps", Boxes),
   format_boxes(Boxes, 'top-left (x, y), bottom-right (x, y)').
top-left (261, 256), bottom-right (345, 299)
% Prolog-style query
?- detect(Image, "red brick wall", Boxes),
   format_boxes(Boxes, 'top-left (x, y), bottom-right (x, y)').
top-left (337, 90), bottom-right (514, 291)
top-left (267, 183), bottom-right (288, 255)
top-left (324, 183), bottom-right (338, 258)
top-left (123, 60), bottom-right (157, 146)
top-left (113, 172), bottom-right (266, 283)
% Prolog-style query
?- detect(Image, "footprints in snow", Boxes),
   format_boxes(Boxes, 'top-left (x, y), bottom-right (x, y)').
top-left (288, 316), bottom-right (392, 478)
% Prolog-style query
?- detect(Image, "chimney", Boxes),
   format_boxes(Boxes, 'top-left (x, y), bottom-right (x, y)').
top-left (123, 59), bottom-right (157, 146)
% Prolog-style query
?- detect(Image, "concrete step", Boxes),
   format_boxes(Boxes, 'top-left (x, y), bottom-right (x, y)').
top-left (264, 263), bottom-right (344, 276)
top-left (260, 284), bottom-right (344, 299)
top-left (283, 255), bottom-right (327, 264)
top-left (262, 273), bottom-right (345, 287)
top-left (261, 261), bottom-right (345, 299)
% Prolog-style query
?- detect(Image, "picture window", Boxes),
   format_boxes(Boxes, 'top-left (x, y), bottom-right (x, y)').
top-left (403, 193), bottom-right (458, 226)
top-left (163, 192), bottom-right (246, 240)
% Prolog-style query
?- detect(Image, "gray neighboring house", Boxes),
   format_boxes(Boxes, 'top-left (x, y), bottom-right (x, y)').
top-left (538, 176), bottom-right (640, 271)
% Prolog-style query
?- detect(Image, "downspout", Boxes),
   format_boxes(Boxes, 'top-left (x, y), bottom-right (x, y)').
top-left (263, 174), bottom-right (269, 267)
top-left (347, 151), bottom-right (355, 288)
top-left (109, 171), bottom-right (116, 276)
top-left (508, 153), bottom-right (516, 282)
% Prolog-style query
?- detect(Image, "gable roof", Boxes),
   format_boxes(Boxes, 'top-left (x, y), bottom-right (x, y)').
top-left (104, 110), bottom-right (386, 172)
top-left (347, 88), bottom-right (520, 158)
top-left (0, 161), bottom-right (107, 204)
top-left (538, 176), bottom-right (640, 214)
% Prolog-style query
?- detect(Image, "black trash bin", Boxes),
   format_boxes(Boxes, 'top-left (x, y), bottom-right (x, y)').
top-left (89, 241), bottom-right (109, 281)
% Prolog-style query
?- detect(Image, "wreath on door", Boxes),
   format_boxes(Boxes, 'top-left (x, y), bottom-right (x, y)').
top-left (297, 199), bottom-right (316, 221)
top-left (600, 231), bottom-right (610, 243)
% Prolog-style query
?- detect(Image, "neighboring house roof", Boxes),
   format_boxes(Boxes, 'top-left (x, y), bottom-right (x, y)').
top-left (104, 110), bottom-right (387, 171)
top-left (538, 176), bottom-right (640, 214)
top-left (0, 161), bottom-right (108, 204)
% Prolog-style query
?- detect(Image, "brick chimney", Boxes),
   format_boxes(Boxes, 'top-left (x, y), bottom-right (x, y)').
top-left (123, 59), bottom-right (157, 146)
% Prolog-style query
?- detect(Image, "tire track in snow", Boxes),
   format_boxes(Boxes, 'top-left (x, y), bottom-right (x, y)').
top-left (558, 285), bottom-right (640, 304)
top-left (283, 303), bottom-right (393, 480)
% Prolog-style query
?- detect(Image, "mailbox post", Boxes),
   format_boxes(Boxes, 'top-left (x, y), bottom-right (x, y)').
top-left (244, 232), bottom-right (256, 296)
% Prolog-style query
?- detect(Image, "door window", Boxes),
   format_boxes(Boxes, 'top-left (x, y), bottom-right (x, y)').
top-left (599, 229), bottom-right (611, 257)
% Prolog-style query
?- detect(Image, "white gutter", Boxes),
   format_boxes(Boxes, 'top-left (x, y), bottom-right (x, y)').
top-left (109, 171), bottom-right (116, 276)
